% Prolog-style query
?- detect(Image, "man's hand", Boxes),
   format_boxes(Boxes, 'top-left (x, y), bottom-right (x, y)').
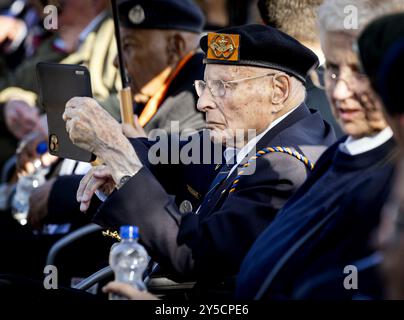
top-left (102, 281), bottom-right (159, 300)
top-left (0, 16), bottom-right (26, 47)
top-left (77, 165), bottom-right (116, 212)
top-left (63, 97), bottom-right (124, 153)
top-left (63, 97), bottom-right (143, 184)
top-left (4, 100), bottom-right (40, 139)
top-left (27, 178), bottom-right (56, 229)
top-left (16, 130), bottom-right (57, 175)
top-left (122, 115), bottom-right (147, 138)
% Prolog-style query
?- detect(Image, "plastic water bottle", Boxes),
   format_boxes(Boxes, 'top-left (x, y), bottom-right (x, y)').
top-left (11, 141), bottom-right (49, 225)
top-left (109, 225), bottom-right (149, 300)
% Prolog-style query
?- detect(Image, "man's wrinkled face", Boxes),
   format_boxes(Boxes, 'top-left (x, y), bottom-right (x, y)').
top-left (196, 64), bottom-right (274, 147)
top-left (322, 32), bottom-right (387, 138)
top-left (120, 28), bottom-right (171, 100)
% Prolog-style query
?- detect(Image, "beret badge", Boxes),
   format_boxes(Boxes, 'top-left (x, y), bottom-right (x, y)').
top-left (129, 5), bottom-right (145, 25)
top-left (207, 33), bottom-right (240, 61)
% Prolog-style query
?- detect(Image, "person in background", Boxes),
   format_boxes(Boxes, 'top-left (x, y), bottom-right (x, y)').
top-left (0, 0), bottom-right (120, 280)
top-left (0, 0), bottom-right (118, 170)
top-left (195, 0), bottom-right (228, 30)
top-left (0, 0), bottom-right (42, 72)
top-left (236, 0), bottom-right (404, 300)
top-left (357, 12), bottom-right (404, 300)
top-left (113, 0), bottom-right (206, 133)
top-left (258, 0), bottom-right (343, 137)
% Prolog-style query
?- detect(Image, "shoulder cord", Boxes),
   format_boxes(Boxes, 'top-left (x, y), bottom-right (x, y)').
top-left (229, 146), bottom-right (314, 194)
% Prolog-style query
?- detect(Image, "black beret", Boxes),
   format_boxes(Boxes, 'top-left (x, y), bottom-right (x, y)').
top-left (357, 13), bottom-right (404, 115)
top-left (200, 24), bottom-right (319, 83)
top-left (117, 0), bottom-right (205, 34)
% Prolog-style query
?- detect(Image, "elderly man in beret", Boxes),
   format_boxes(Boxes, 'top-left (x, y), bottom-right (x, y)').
top-left (64, 24), bottom-right (335, 297)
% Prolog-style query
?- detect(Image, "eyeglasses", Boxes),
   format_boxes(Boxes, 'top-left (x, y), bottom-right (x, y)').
top-left (194, 73), bottom-right (278, 97)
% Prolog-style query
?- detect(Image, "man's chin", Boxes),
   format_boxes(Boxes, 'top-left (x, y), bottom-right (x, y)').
top-left (208, 128), bottom-right (238, 147)
top-left (208, 129), bottom-right (224, 144)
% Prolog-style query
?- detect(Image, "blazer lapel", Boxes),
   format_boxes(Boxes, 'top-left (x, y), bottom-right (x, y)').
top-left (255, 103), bottom-right (311, 151)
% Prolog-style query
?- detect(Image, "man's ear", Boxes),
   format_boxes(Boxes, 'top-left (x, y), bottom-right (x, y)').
top-left (270, 74), bottom-right (290, 112)
top-left (166, 33), bottom-right (186, 65)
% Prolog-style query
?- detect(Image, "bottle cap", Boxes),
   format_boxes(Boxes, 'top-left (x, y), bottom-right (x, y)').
top-left (119, 225), bottom-right (139, 240)
top-left (36, 141), bottom-right (48, 155)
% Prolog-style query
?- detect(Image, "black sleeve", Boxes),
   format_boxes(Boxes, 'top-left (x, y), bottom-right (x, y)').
top-left (128, 137), bottom-right (182, 196)
top-left (46, 174), bottom-right (101, 225)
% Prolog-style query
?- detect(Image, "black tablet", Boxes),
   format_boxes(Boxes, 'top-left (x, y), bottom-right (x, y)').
top-left (36, 62), bottom-right (96, 162)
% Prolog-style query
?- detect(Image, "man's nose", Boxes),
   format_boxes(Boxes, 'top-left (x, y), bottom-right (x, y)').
top-left (196, 87), bottom-right (215, 112)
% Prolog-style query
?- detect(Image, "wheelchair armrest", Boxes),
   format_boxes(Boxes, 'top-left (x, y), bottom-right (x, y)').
top-left (46, 223), bottom-right (103, 266)
top-left (73, 266), bottom-right (113, 291)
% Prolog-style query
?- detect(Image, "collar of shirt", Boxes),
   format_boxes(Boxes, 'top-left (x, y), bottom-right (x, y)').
top-left (339, 126), bottom-right (394, 156)
top-left (224, 105), bottom-right (300, 177)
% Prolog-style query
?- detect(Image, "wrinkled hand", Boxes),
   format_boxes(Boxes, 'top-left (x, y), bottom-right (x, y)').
top-left (16, 130), bottom-right (57, 175)
top-left (28, 178), bottom-right (56, 229)
top-left (102, 281), bottom-right (159, 300)
top-left (77, 165), bottom-right (116, 212)
top-left (64, 97), bottom-right (143, 184)
top-left (4, 100), bottom-right (40, 139)
top-left (122, 115), bottom-right (147, 138)
top-left (63, 97), bottom-right (124, 154)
